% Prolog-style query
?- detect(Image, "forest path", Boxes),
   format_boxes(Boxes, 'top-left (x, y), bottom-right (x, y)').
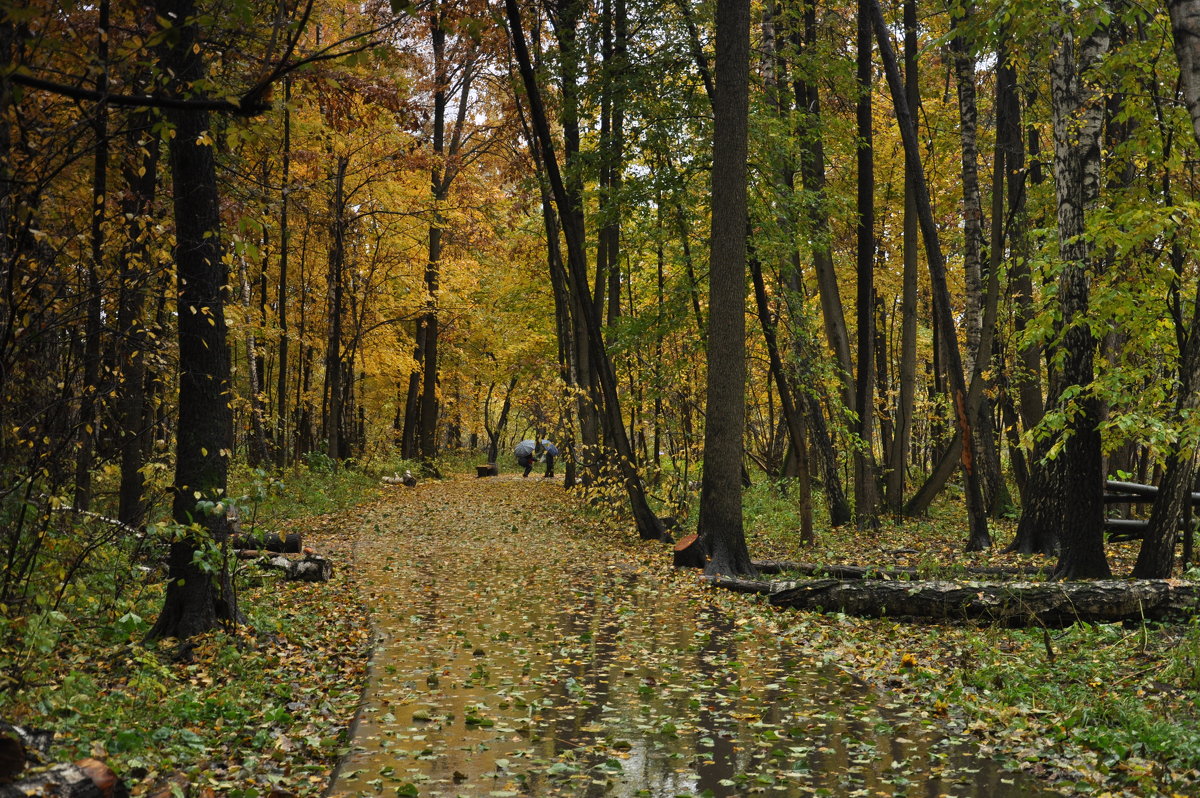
top-left (328, 475), bottom-right (1055, 797)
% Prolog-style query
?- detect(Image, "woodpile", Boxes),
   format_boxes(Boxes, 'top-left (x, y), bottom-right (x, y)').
top-left (0, 724), bottom-right (127, 798)
top-left (383, 470), bottom-right (417, 486)
top-left (258, 553), bottom-right (333, 582)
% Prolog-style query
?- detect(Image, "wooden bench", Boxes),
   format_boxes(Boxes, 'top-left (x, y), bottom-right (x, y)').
top-left (476, 463), bottom-right (498, 478)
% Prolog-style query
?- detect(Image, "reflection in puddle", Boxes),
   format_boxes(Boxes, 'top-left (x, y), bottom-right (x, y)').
top-left (330, 486), bottom-right (1057, 797)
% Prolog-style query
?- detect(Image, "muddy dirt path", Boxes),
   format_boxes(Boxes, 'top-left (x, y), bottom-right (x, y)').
top-left (329, 476), bottom-right (1057, 797)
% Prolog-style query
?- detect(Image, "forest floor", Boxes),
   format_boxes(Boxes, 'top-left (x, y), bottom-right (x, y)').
top-left (7, 468), bottom-right (1200, 797)
top-left (320, 473), bottom-right (1199, 797)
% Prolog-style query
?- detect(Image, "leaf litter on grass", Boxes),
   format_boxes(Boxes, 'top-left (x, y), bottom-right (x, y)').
top-left (329, 476), bottom-right (1056, 798)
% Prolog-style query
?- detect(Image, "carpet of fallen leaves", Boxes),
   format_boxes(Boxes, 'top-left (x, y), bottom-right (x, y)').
top-left (331, 475), bottom-right (1057, 798)
top-left (317, 474), bottom-right (1200, 798)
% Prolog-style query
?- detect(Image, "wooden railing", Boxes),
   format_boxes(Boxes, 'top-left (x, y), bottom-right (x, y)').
top-left (1103, 479), bottom-right (1197, 568)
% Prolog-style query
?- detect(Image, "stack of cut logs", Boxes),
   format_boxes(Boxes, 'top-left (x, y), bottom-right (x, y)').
top-left (231, 532), bottom-right (332, 582)
top-left (0, 722), bottom-right (126, 797)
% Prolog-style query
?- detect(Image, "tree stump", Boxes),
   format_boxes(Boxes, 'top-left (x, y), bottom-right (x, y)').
top-left (673, 534), bottom-right (706, 569)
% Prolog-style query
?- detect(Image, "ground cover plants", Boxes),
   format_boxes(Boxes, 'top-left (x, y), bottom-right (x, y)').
top-left (0, 462), bottom-right (388, 796)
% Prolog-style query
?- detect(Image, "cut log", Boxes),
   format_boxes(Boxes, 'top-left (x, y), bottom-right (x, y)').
top-left (261, 554), bottom-right (333, 582)
top-left (230, 532), bottom-right (300, 553)
top-left (0, 735), bottom-right (23, 784)
top-left (672, 533), bottom-right (705, 569)
top-left (476, 464), bottom-right (499, 477)
top-left (704, 574), bottom-right (776, 595)
top-left (0, 722), bottom-right (53, 784)
top-left (383, 470), bottom-right (417, 486)
top-left (765, 578), bottom-right (1200, 627)
top-left (751, 560), bottom-right (1047, 580)
top-left (0, 759), bottom-right (127, 798)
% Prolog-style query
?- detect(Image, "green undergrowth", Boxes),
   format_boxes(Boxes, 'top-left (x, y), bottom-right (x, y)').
top-left (0, 461), bottom-right (384, 796)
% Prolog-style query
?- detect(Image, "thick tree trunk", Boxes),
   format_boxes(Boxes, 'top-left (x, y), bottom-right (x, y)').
top-left (116, 114), bottom-right (158, 530)
top-left (148, 0), bottom-right (236, 641)
top-left (1135, 0), bottom-right (1200, 577)
top-left (750, 560), bottom-right (1046, 580)
top-left (697, 0), bottom-right (754, 576)
top-left (1043, 8), bottom-right (1111, 579)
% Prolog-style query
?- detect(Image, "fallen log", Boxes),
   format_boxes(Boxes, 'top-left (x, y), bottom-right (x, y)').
top-left (705, 574), bottom-right (777, 595)
top-left (0, 758), bottom-right (127, 798)
top-left (260, 554), bottom-right (333, 582)
top-left (231, 531), bottom-right (301, 553)
top-left (751, 560), bottom-right (1048, 580)
top-left (766, 578), bottom-right (1200, 626)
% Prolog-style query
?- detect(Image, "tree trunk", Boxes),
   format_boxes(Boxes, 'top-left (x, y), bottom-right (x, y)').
top-left (758, 577), bottom-right (1200, 626)
top-left (854, 0), bottom-right (880, 528)
top-left (147, 0), bottom-right (236, 641)
top-left (750, 246), bottom-right (813, 545)
top-left (74, 0), bottom-right (110, 512)
top-left (239, 251), bottom-right (270, 468)
top-left (794, 0), bottom-right (855, 417)
top-left (1043, 6), bottom-right (1111, 579)
top-left (116, 113), bottom-right (159, 530)
top-left (324, 156), bottom-right (348, 464)
top-left (952, 8), bottom-right (1009, 516)
top-left (485, 376), bottom-right (518, 464)
top-left (697, 0), bottom-right (754, 576)
top-left (275, 79), bottom-right (291, 469)
top-left (888, 0), bottom-right (919, 511)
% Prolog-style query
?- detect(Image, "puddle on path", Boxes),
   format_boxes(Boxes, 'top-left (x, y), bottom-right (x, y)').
top-left (330, 479), bottom-right (1058, 797)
